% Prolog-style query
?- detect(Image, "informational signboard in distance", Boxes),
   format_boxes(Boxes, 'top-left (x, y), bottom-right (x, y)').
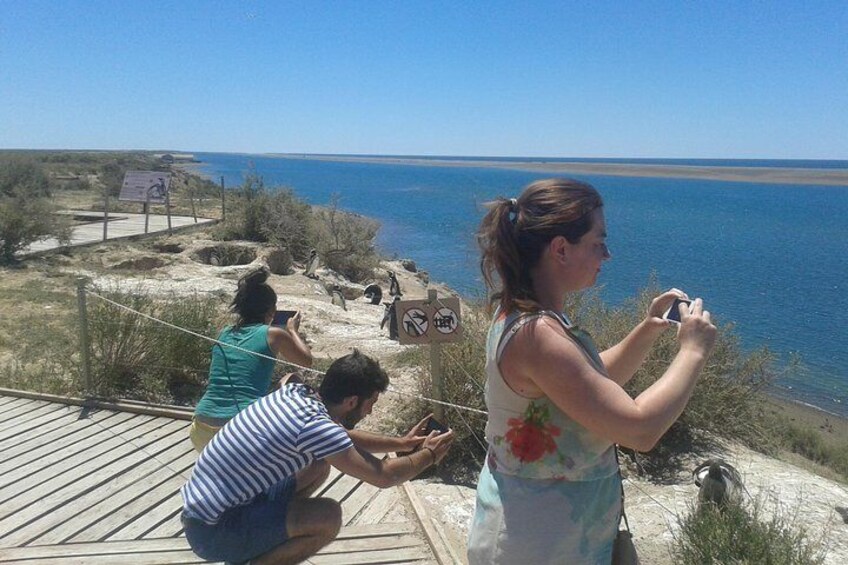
top-left (395, 296), bottom-right (462, 345)
top-left (119, 171), bottom-right (171, 204)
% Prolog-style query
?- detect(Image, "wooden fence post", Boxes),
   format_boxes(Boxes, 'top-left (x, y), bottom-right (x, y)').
top-left (76, 277), bottom-right (93, 395)
top-left (220, 176), bottom-right (226, 221)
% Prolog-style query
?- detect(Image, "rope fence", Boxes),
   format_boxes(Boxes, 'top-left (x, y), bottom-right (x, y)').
top-left (83, 287), bottom-right (491, 416)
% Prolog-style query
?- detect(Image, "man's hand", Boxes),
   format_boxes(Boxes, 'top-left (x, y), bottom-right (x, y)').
top-left (422, 429), bottom-right (454, 464)
top-left (400, 414), bottom-right (432, 452)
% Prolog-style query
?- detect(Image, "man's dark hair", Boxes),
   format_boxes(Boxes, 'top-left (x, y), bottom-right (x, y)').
top-left (320, 349), bottom-right (389, 405)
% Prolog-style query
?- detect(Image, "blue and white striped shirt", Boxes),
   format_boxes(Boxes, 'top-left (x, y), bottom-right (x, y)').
top-left (181, 383), bottom-right (353, 524)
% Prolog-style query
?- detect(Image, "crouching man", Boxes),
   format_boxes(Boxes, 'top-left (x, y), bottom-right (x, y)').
top-left (180, 349), bottom-right (454, 565)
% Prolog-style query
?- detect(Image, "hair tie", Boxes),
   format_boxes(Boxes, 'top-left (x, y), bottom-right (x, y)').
top-left (507, 198), bottom-right (518, 224)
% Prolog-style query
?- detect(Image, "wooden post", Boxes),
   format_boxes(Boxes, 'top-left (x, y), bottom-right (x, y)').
top-left (220, 176), bottom-right (226, 221)
top-left (165, 184), bottom-right (173, 234)
top-left (144, 192), bottom-right (151, 234)
top-left (189, 178), bottom-right (198, 223)
top-left (102, 188), bottom-right (109, 242)
top-left (76, 277), bottom-right (93, 396)
top-left (428, 289), bottom-right (445, 422)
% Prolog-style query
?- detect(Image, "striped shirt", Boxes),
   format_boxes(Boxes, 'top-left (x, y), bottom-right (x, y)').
top-left (181, 383), bottom-right (353, 524)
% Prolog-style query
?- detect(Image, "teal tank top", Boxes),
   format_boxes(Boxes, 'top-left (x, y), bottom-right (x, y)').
top-left (194, 324), bottom-right (276, 420)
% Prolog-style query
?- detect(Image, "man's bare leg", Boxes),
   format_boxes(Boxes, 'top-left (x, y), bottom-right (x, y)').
top-left (251, 497), bottom-right (341, 565)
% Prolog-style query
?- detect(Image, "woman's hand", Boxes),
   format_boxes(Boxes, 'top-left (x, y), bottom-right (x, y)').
top-left (677, 298), bottom-right (717, 357)
top-left (286, 311), bottom-right (302, 333)
top-left (645, 288), bottom-right (689, 330)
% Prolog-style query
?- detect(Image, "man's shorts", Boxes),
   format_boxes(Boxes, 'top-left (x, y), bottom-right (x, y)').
top-left (182, 475), bottom-right (297, 564)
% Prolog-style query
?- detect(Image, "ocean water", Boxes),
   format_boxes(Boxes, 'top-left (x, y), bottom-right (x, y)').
top-left (195, 153), bottom-right (848, 416)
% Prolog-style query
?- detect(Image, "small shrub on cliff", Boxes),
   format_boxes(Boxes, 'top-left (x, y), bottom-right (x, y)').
top-left (216, 172), bottom-right (314, 261)
top-left (311, 194), bottom-right (381, 282)
top-left (0, 158), bottom-right (71, 263)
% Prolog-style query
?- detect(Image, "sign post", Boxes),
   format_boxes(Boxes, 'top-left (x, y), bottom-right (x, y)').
top-left (395, 291), bottom-right (463, 422)
top-left (428, 290), bottom-right (445, 421)
top-left (118, 171), bottom-right (171, 235)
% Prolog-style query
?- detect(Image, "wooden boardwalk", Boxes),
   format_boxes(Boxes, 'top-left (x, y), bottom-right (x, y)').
top-left (0, 390), bottom-right (449, 564)
top-left (21, 210), bottom-right (217, 257)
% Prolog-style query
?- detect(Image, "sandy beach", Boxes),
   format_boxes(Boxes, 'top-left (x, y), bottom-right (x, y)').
top-left (270, 154), bottom-right (848, 187)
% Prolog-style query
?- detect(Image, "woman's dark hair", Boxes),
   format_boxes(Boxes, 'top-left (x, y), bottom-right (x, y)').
top-left (320, 349), bottom-right (389, 405)
top-left (231, 267), bottom-right (277, 326)
top-left (477, 178), bottom-right (603, 313)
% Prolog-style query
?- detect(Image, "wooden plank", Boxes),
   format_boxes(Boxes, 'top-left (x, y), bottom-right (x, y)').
top-left (137, 506), bottom-right (185, 540)
top-left (0, 388), bottom-right (195, 421)
top-left (0, 524), bottom-right (417, 561)
top-left (309, 547), bottom-right (429, 564)
top-left (0, 399), bottom-right (46, 425)
top-left (0, 395), bottom-right (22, 407)
top-left (0, 404), bottom-right (87, 448)
top-left (0, 422), bottom-right (189, 537)
top-left (314, 466), bottom-right (344, 497)
top-left (0, 411), bottom-right (141, 481)
top-left (0, 399), bottom-right (66, 426)
top-left (0, 412), bottom-right (157, 493)
top-left (341, 481), bottom-right (382, 525)
top-left (105, 489), bottom-right (185, 541)
top-left (400, 481), bottom-right (454, 565)
top-left (350, 487), bottom-right (401, 525)
top-left (0, 550), bottom-right (209, 565)
top-left (21, 443), bottom-right (196, 546)
top-left (317, 533), bottom-right (420, 554)
top-left (321, 472), bottom-right (362, 503)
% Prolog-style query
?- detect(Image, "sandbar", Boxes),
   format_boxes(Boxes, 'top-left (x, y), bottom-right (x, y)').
top-left (270, 154), bottom-right (848, 187)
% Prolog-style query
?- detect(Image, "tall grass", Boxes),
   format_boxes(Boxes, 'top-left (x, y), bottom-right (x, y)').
top-left (672, 499), bottom-right (826, 564)
top-left (0, 285), bottom-right (227, 405)
top-left (86, 287), bottom-right (225, 404)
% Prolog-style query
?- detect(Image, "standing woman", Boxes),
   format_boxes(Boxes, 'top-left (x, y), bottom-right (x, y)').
top-left (467, 179), bottom-right (717, 564)
top-left (190, 267), bottom-right (313, 451)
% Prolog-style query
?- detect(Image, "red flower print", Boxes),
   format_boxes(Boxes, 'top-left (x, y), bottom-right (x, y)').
top-left (503, 403), bottom-right (560, 463)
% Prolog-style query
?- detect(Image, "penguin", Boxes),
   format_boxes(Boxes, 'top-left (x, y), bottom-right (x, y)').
top-left (364, 283), bottom-right (383, 305)
top-left (305, 249), bottom-right (320, 279)
top-left (694, 459), bottom-right (742, 510)
top-left (331, 285), bottom-right (347, 311)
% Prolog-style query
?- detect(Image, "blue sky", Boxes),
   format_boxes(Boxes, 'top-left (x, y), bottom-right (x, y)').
top-left (1, 1), bottom-right (846, 159)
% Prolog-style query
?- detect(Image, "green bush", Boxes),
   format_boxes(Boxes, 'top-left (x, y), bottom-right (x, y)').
top-left (312, 194), bottom-right (381, 282)
top-left (216, 172), bottom-right (315, 261)
top-left (85, 287), bottom-right (226, 404)
top-left (0, 158), bottom-right (71, 262)
top-left (672, 499), bottom-right (825, 564)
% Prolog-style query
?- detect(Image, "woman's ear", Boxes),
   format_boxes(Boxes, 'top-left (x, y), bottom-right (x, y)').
top-left (549, 236), bottom-right (569, 265)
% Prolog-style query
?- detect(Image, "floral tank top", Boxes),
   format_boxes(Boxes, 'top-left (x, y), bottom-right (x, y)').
top-left (484, 308), bottom-right (618, 481)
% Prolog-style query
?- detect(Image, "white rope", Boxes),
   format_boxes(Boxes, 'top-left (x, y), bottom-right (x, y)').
top-left (86, 289), bottom-right (490, 416)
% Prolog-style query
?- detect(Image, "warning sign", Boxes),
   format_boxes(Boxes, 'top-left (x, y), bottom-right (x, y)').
top-left (395, 296), bottom-right (462, 345)
top-left (402, 308), bottom-right (428, 337)
top-left (433, 307), bottom-right (459, 334)
top-left (119, 171), bottom-right (171, 204)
